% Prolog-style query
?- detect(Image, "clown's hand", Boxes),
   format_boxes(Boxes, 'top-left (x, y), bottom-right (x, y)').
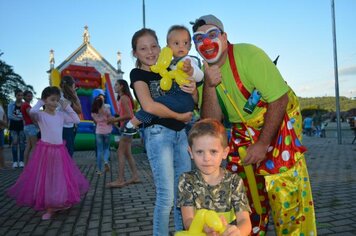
top-left (203, 61), bottom-right (222, 88)
top-left (243, 141), bottom-right (269, 165)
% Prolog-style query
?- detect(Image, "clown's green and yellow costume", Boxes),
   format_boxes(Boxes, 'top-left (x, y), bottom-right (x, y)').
top-left (206, 43), bottom-right (316, 236)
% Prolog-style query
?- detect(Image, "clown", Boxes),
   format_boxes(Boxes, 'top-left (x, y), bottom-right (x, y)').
top-left (192, 14), bottom-right (316, 236)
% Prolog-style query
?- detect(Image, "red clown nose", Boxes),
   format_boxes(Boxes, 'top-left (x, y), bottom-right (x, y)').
top-left (203, 37), bottom-right (212, 45)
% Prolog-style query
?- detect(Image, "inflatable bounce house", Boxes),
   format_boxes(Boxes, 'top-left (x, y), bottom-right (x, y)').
top-left (48, 26), bottom-right (124, 150)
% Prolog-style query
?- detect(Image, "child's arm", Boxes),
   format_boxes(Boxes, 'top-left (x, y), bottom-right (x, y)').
top-left (133, 81), bottom-right (192, 123)
top-left (71, 95), bottom-right (82, 114)
top-left (109, 97), bottom-right (132, 124)
top-left (181, 206), bottom-right (195, 230)
top-left (29, 100), bottom-right (45, 122)
top-left (233, 211), bottom-right (252, 236)
top-left (0, 112), bottom-right (7, 128)
top-left (180, 57), bottom-right (202, 104)
top-left (61, 100), bottom-right (80, 124)
top-left (227, 175), bottom-right (252, 236)
top-left (183, 57), bottom-right (204, 83)
top-left (7, 103), bottom-right (22, 120)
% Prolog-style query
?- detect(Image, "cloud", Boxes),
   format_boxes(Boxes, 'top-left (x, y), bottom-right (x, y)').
top-left (339, 66), bottom-right (356, 76)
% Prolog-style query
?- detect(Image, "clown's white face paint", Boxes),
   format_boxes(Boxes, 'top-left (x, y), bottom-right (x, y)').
top-left (193, 27), bottom-right (223, 64)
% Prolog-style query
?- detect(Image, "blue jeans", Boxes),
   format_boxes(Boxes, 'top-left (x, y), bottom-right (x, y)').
top-left (96, 133), bottom-right (110, 171)
top-left (144, 125), bottom-right (191, 235)
top-left (63, 127), bottom-right (76, 157)
top-left (10, 130), bottom-right (25, 162)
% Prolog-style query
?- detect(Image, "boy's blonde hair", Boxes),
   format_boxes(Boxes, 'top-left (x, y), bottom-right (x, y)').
top-left (188, 118), bottom-right (228, 148)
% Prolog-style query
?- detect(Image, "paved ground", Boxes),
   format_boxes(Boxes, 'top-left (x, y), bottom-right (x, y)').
top-left (0, 125), bottom-right (355, 236)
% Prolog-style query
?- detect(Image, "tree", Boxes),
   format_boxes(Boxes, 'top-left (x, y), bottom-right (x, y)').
top-left (0, 52), bottom-right (35, 108)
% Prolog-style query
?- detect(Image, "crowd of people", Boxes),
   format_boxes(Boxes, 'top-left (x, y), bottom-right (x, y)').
top-left (2, 14), bottom-right (318, 235)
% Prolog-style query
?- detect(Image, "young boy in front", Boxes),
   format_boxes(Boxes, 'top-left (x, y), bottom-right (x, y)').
top-left (177, 118), bottom-right (252, 235)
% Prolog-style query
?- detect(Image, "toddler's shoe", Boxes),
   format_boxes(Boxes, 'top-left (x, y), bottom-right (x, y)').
top-left (19, 161), bottom-right (24, 168)
top-left (123, 122), bottom-right (137, 135)
top-left (42, 212), bottom-right (52, 220)
top-left (12, 162), bottom-right (18, 168)
top-left (104, 163), bottom-right (110, 172)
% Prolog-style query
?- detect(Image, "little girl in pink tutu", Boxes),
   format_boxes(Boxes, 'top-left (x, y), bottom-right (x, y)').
top-left (7, 86), bottom-right (89, 220)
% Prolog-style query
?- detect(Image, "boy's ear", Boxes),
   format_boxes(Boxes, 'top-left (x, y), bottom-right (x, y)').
top-left (187, 146), bottom-right (194, 159)
top-left (222, 146), bottom-right (230, 159)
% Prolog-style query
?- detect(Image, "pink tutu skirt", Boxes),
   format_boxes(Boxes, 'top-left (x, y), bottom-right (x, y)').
top-left (7, 140), bottom-right (89, 211)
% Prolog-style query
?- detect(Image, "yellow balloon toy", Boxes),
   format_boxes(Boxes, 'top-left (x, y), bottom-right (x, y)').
top-left (50, 69), bottom-right (61, 88)
top-left (150, 47), bottom-right (190, 91)
top-left (175, 209), bottom-right (225, 236)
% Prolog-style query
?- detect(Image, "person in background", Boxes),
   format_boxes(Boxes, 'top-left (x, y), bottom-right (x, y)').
top-left (192, 14), bottom-right (316, 235)
top-left (59, 75), bottom-right (82, 157)
top-left (178, 118), bottom-right (252, 235)
top-left (91, 95), bottom-right (112, 175)
top-left (129, 28), bottom-right (194, 235)
top-left (312, 112), bottom-right (322, 137)
top-left (21, 90), bottom-right (38, 165)
top-left (7, 89), bottom-right (25, 168)
top-left (303, 116), bottom-right (313, 137)
top-left (0, 102), bottom-right (8, 169)
top-left (7, 86), bottom-right (89, 220)
top-left (106, 79), bottom-right (140, 188)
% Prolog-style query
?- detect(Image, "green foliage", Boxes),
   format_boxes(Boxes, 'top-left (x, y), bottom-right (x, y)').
top-left (299, 96), bottom-right (356, 113)
top-left (0, 52), bottom-right (36, 108)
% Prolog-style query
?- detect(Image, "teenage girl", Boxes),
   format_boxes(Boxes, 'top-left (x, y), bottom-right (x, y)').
top-left (7, 86), bottom-right (89, 220)
top-left (60, 75), bottom-right (82, 157)
top-left (91, 95), bottom-right (112, 175)
top-left (106, 79), bottom-right (140, 188)
top-left (129, 28), bottom-right (195, 235)
top-left (21, 90), bottom-right (38, 165)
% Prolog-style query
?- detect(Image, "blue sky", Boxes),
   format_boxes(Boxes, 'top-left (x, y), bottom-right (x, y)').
top-left (1, 0), bottom-right (355, 98)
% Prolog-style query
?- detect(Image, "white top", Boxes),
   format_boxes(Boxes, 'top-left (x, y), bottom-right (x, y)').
top-left (30, 100), bottom-right (80, 144)
top-left (59, 92), bottom-right (75, 128)
top-left (170, 55), bottom-right (204, 83)
top-left (0, 105), bottom-right (4, 121)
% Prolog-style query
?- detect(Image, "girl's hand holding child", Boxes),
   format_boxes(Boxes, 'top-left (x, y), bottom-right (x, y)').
top-left (175, 112), bottom-right (193, 123)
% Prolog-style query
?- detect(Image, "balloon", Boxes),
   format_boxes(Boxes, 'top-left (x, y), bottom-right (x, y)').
top-left (160, 77), bottom-right (173, 91)
top-left (50, 69), bottom-right (61, 88)
top-left (205, 210), bottom-right (225, 234)
top-left (150, 47), bottom-right (189, 91)
top-left (238, 147), bottom-right (263, 215)
top-left (175, 209), bottom-right (226, 236)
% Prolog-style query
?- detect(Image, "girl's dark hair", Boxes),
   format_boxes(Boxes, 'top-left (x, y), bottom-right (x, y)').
top-left (41, 86), bottom-right (60, 100)
top-left (131, 28), bottom-right (159, 68)
top-left (14, 89), bottom-right (23, 96)
top-left (23, 90), bottom-right (33, 97)
top-left (117, 79), bottom-right (134, 109)
top-left (60, 75), bottom-right (77, 103)
top-left (91, 97), bottom-right (103, 114)
top-left (166, 25), bottom-right (191, 45)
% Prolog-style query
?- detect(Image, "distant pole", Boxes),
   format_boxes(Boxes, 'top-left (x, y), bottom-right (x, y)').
top-left (331, 0), bottom-right (342, 144)
top-left (142, 0), bottom-right (146, 28)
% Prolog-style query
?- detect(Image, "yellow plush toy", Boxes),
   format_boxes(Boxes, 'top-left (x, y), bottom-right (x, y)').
top-left (150, 47), bottom-right (190, 91)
